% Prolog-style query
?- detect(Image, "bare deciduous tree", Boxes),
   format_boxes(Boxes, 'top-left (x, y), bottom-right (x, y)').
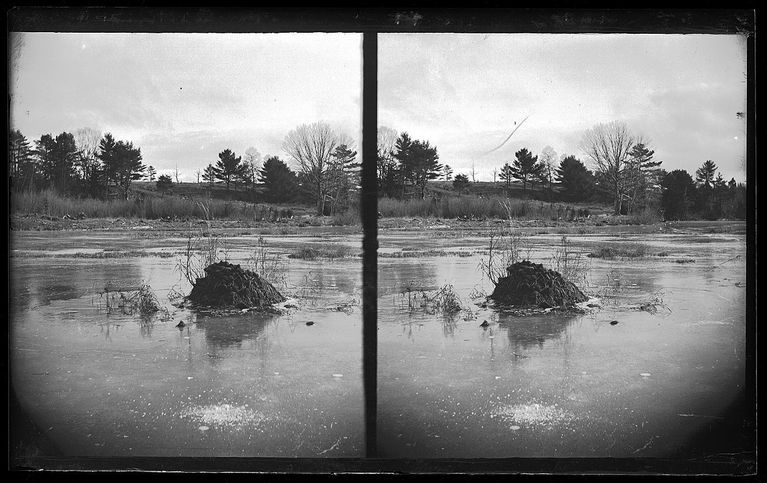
top-left (580, 121), bottom-right (636, 214)
top-left (283, 122), bottom-right (340, 215)
top-left (74, 127), bottom-right (102, 186)
top-left (539, 145), bottom-right (558, 200)
top-left (377, 126), bottom-right (398, 159)
top-left (377, 126), bottom-right (399, 197)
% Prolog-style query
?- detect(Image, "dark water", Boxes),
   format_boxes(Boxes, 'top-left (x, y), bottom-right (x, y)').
top-left (377, 230), bottom-right (749, 458)
top-left (10, 232), bottom-right (364, 457)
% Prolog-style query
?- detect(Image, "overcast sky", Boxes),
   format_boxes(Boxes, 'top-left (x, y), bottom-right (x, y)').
top-left (10, 33), bottom-right (362, 181)
top-left (379, 34), bottom-right (748, 183)
top-left (10, 33), bottom-right (747, 184)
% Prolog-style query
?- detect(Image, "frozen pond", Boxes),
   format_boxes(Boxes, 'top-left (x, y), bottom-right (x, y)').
top-left (377, 228), bottom-right (749, 458)
top-left (9, 224), bottom-right (751, 462)
top-left (10, 231), bottom-right (364, 458)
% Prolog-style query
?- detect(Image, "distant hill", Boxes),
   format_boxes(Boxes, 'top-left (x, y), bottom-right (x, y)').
top-left (427, 180), bottom-right (559, 202)
top-left (133, 181), bottom-right (265, 203)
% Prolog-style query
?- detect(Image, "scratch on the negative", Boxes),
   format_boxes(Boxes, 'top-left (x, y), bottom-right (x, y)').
top-left (633, 435), bottom-right (656, 454)
top-left (318, 438), bottom-right (342, 455)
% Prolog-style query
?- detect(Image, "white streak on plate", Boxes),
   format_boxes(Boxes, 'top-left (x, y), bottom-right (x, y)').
top-left (332, 374), bottom-right (343, 378)
top-left (199, 426), bottom-right (209, 431)
top-left (640, 373), bottom-right (651, 377)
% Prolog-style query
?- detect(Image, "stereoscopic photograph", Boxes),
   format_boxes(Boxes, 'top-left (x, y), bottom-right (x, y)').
top-left (8, 8), bottom-right (755, 476)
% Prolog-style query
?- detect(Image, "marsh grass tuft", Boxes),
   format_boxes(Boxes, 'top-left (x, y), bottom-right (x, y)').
top-left (97, 282), bottom-right (169, 319)
top-left (478, 230), bottom-right (532, 286)
top-left (177, 230), bottom-right (229, 286)
top-left (587, 242), bottom-right (649, 259)
top-left (637, 290), bottom-right (672, 314)
top-left (398, 283), bottom-right (475, 320)
top-left (288, 243), bottom-right (355, 260)
top-left (550, 236), bottom-right (590, 286)
top-left (246, 236), bottom-right (288, 290)
top-left (594, 269), bottom-right (625, 306)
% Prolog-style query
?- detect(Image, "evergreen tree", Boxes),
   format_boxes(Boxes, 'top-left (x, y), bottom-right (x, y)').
top-left (156, 174), bottom-right (173, 193)
top-left (624, 143), bottom-right (661, 213)
top-left (113, 140), bottom-right (145, 199)
top-left (694, 160), bottom-right (719, 218)
top-left (35, 132), bottom-right (78, 192)
top-left (393, 132), bottom-right (415, 197)
top-left (499, 162), bottom-right (514, 188)
top-left (212, 149), bottom-right (246, 191)
top-left (409, 140), bottom-right (442, 199)
top-left (555, 155), bottom-right (595, 202)
top-left (259, 156), bottom-right (298, 202)
top-left (510, 148), bottom-right (543, 196)
top-left (662, 169), bottom-right (696, 220)
top-left (443, 165), bottom-right (453, 181)
top-left (202, 164), bottom-right (216, 187)
top-left (453, 173), bottom-right (470, 192)
top-left (97, 133), bottom-right (119, 198)
top-left (695, 160), bottom-right (718, 188)
top-left (9, 129), bottom-right (35, 189)
top-left (96, 133), bottom-right (144, 199)
top-left (327, 144), bottom-right (359, 213)
top-left (10, 130), bottom-right (32, 178)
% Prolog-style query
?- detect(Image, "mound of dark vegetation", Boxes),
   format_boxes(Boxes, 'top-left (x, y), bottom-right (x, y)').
top-left (490, 260), bottom-right (588, 309)
top-left (188, 261), bottom-right (285, 309)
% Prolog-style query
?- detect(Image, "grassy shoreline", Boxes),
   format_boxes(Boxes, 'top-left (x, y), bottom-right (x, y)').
top-left (9, 211), bottom-right (746, 237)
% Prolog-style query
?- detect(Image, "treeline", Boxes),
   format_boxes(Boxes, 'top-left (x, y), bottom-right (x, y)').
top-left (377, 121), bottom-right (745, 221)
top-left (10, 128), bottom-right (145, 200)
top-left (10, 121), bottom-right (745, 222)
top-left (195, 123), bottom-right (360, 217)
top-left (9, 121), bottom-right (360, 217)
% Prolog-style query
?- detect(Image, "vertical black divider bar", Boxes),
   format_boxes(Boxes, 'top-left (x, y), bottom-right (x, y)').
top-left (361, 32), bottom-right (378, 458)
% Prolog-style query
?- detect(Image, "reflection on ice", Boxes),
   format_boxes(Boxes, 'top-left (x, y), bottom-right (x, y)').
top-left (491, 402), bottom-right (575, 430)
top-left (498, 313), bottom-right (579, 351)
top-left (179, 403), bottom-right (269, 431)
top-left (195, 313), bottom-right (274, 349)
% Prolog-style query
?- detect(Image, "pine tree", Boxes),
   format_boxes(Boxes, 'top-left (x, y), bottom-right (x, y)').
top-left (114, 140), bottom-right (145, 199)
top-left (443, 165), bottom-right (454, 181)
top-left (202, 164), bottom-right (216, 187)
top-left (510, 148), bottom-right (543, 196)
top-left (695, 160), bottom-right (718, 188)
top-left (259, 156), bottom-right (298, 202)
top-left (624, 143), bottom-right (661, 213)
top-left (556, 155), bottom-right (595, 202)
top-left (453, 174), bottom-right (470, 192)
top-left (409, 140), bottom-right (442, 199)
top-left (97, 133), bottom-right (119, 198)
top-left (499, 162), bottom-right (514, 188)
top-left (9, 129), bottom-right (34, 189)
top-left (393, 132), bottom-right (415, 197)
top-left (327, 144), bottom-right (359, 213)
top-left (212, 149), bottom-right (246, 191)
top-left (662, 170), bottom-right (696, 220)
top-left (156, 174), bottom-right (173, 194)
